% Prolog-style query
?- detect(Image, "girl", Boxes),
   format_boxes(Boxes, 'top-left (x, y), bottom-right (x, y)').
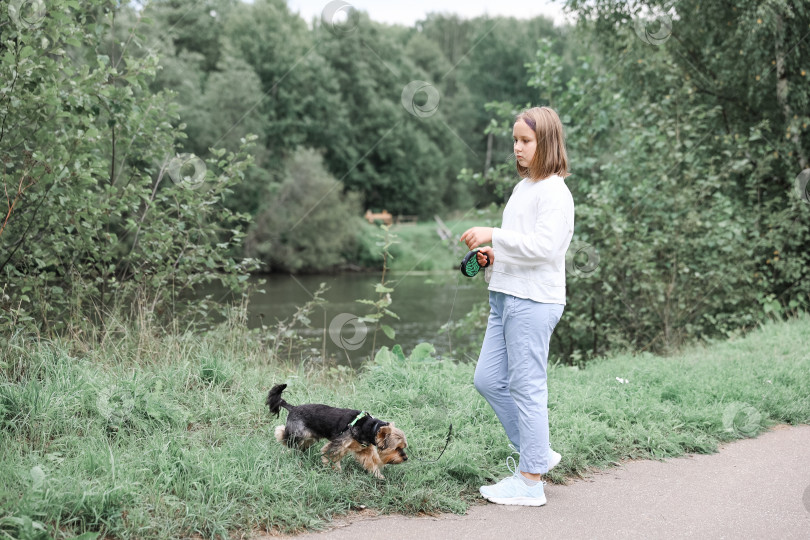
top-left (460, 106), bottom-right (574, 507)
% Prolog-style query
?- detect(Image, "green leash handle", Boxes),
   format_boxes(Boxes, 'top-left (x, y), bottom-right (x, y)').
top-left (460, 248), bottom-right (490, 277)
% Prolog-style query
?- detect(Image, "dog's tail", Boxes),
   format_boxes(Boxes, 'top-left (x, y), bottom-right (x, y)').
top-left (266, 384), bottom-right (292, 417)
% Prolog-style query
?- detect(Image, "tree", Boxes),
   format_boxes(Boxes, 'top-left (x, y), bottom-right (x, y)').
top-left (311, 10), bottom-right (469, 215)
top-left (245, 150), bottom-right (362, 273)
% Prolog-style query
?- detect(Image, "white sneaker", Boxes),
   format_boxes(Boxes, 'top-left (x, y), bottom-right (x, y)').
top-left (548, 449), bottom-right (562, 471)
top-left (481, 448), bottom-right (561, 494)
top-left (480, 474), bottom-right (547, 506)
top-left (480, 455), bottom-right (520, 492)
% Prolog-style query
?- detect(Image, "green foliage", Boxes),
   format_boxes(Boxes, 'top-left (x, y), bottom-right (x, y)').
top-left (356, 225), bottom-right (400, 353)
top-left (144, 2), bottom-right (564, 218)
top-left (417, 14), bottom-right (572, 200)
top-left (225, 0), bottom-right (338, 156)
top-left (245, 150), bottom-right (363, 273)
top-left (181, 53), bottom-right (267, 161)
top-left (0, 0), bottom-right (258, 338)
top-left (311, 10), bottom-right (467, 216)
top-left (374, 342), bottom-right (437, 364)
top-left (346, 221), bottom-right (387, 268)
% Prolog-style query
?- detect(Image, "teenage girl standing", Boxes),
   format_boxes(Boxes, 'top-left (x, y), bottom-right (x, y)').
top-left (460, 106), bottom-right (574, 506)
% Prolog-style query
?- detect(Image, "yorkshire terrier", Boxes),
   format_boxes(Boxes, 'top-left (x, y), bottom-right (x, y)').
top-left (266, 384), bottom-right (408, 479)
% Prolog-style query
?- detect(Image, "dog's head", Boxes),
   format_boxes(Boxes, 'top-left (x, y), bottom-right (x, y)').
top-left (375, 423), bottom-right (408, 465)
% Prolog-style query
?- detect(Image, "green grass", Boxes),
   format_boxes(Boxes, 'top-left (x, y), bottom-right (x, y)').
top-left (1, 315), bottom-right (809, 539)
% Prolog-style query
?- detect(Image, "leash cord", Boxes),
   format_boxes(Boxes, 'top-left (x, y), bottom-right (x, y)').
top-left (410, 423), bottom-right (453, 463)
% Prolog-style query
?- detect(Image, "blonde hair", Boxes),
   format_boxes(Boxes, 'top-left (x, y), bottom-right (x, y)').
top-left (515, 106), bottom-right (570, 180)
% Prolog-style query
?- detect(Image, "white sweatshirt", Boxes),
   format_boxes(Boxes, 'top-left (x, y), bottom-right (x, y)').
top-left (486, 175), bottom-right (574, 305)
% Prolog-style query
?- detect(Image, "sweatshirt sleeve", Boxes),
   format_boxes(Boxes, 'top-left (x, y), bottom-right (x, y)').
top-left (492, 207), bottom-right (570, 266)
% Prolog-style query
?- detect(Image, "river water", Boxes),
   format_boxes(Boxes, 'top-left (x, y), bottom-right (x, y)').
top-left (241, 271), bottom-right (488, 364)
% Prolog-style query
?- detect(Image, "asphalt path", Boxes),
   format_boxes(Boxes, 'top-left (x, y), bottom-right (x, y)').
top-left (288, 424), bottom-right (810, 540)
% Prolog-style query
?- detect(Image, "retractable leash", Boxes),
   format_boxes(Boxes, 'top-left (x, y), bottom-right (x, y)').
top-left (461, 249), bottom-right (567, 287)
top-left (409, 423), bottom-right (453, 463)
top-left (460, 248), bottom-right (490, 277)
top-left (400, 252), bottom-right (474, 462)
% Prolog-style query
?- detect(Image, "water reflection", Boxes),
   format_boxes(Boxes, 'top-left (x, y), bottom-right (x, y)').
top-left (243, 271), bottom-right (486, 364)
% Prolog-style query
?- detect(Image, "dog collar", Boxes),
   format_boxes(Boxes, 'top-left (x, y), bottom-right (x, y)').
top-left (349, 411), bottom-right (369, 427)
top-left (348, 412), bottom-right (377, 448)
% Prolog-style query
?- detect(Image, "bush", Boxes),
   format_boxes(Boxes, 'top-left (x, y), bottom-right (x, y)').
top-left (245, 150), bottom-right (363, 273)
top-left (0, 0), bottom-right (258, 341)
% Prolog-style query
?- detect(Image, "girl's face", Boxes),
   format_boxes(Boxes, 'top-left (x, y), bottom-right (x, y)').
top-left (513, 120), bottom-right (537, 169)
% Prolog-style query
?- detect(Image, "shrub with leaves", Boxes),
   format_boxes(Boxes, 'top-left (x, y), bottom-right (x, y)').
top-left (245, 149), bottom-right (363, 273)
top-left (0, 0), bottom-right (259, 340)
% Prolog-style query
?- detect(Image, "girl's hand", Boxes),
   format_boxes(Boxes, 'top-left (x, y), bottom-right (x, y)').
top-left (477, 246), bottom-right (494, 267)
top-left (460, 227), bottom-right (493, 250)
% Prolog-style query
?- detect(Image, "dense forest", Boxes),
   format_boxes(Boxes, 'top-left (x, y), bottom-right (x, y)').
top-left (2, 0), bottom-right (809, 359)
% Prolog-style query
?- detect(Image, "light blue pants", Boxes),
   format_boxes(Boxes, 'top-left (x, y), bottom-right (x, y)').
top-left (474, 291), bottom-right (564, 474)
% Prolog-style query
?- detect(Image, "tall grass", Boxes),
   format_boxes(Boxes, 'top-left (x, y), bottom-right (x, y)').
top-left (1, 314), bottom-right (808, 538)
